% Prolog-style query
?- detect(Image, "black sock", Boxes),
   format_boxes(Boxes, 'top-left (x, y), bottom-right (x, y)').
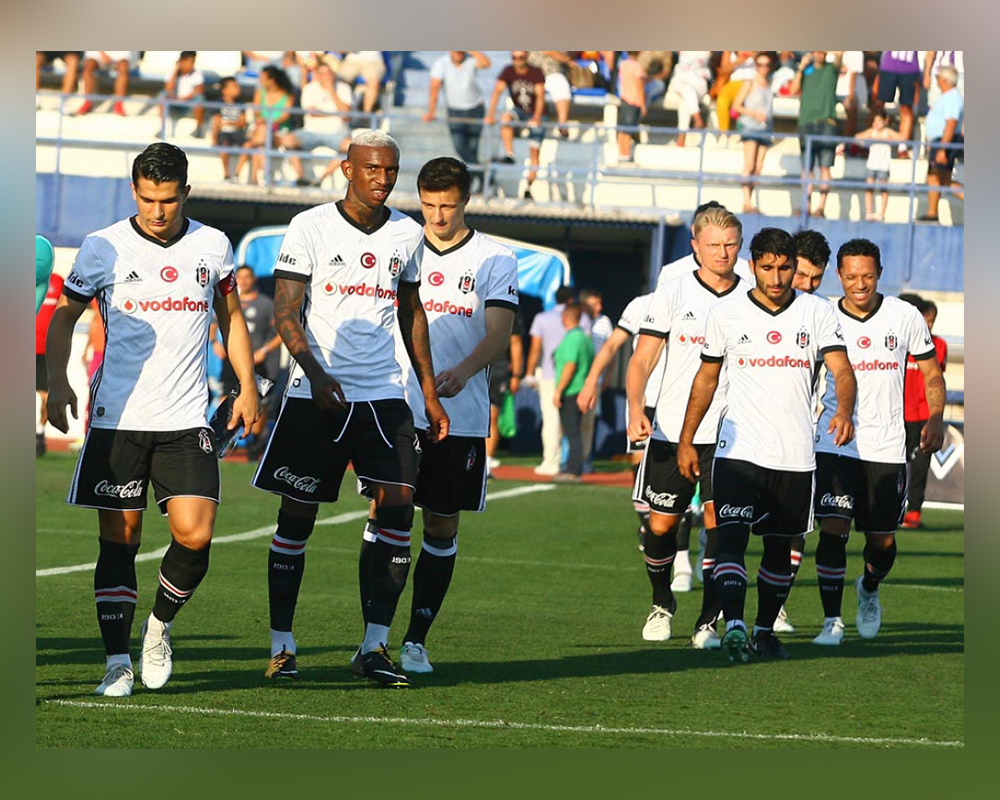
top-left (358, 518), bottom-right (378, 627)
top-left (756, 536), bottom-right (792, 630)
top-left (267, 509), bottom-right (315, 632)
top-left (94, 538), bottom-right (140, 656)
top-left (635, 509), bottom-right (650, 550)
top-left (787, 534), bottom-right (805, 591)
top-left (643, 530), bottom-right (676, 609)
top-left (815, 530), bottom-right (848, 618)
top-left (862, 538), bottom-right (897, 592)
top-left (716, 525), bottom-right (750, 625)
top-left (365, 515), bottom-right (412, 627)
top-left (152, 539), bottom-right (211, 623)
top-left (403, 533), bottom-right (458, 645)
top-left (676, 510), bottom-right (692, 551)
top-left (695, 527), bottom-right (720, 628)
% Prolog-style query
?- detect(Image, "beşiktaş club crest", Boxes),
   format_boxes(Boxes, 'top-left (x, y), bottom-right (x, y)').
top-left (458, 273), bottom-right (476, 294)
top-left (196, 258), bottom-right (212, 287)
top-left (796, 327), bottom-right (810, 349)
top-left (884, 331), bottom-right (898, 351)
top-left (388, 252), bottom-right (404, 278)
top-left (198, 429), bottom-right (214, 454)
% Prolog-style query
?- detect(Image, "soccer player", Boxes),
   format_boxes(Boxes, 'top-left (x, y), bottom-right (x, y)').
top-left (253, 131), bottom-right (449, 689)
top-left (45, 143), bottom-right (260, 697)
top-left (678, 227), bottom-right (856, 663)
top-left (655, 200), bottom-right (754, 289)
top-left (376, 156), bottom-right (518, 673)
top-left (626, 206), bottom-right (746, 648)
top-left (811, 239), bottom-right (945, 645)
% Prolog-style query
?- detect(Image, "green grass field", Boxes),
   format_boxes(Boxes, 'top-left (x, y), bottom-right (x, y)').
top-left (36, 452), bottom-right (964, 748)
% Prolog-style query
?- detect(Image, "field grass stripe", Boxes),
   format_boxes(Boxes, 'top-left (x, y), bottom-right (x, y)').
top-left (35, 484), bottom-right (555, 578)
top-left (43, 699), bottom-right (963, 748)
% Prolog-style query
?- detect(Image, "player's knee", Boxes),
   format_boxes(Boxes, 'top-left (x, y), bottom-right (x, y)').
top-left (864, 531), bottom-right (895, 550)
top-left (422, 533), bottom-right (458, 556)
top-left (647, 512), bottom-right (680, 537)
top-left (820, 517), bottom-right (850, 536)
top-left (423, 511), bottom-right (458, 539)
top-left (376, 504), bottom-right (414, 534)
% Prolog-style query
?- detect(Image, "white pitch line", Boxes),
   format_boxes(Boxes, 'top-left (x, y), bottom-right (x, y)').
top-left (42, 699), bottom-right (962, 748)
top-left (35, 484), bottom-right (555, 578)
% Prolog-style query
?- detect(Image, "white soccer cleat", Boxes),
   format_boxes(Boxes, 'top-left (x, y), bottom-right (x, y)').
top-left (642, 604), bottom-right (674, 641)
top-left (95, 663), bottom-right (134, 697)
top-left (855, 577), bottom-right (882, 639)
top-left (691, 623), bottom-right (722, 650)
top-left (138, 619), bottom-right (173, 690)
top-left (772, 605), bottom-right (795, 634)
top-left (400, 641), bottom-right (433, 673)
top-left (813, 616), bottom-right (846, 646)
top-left (671, 572), bottom-right (693, 593)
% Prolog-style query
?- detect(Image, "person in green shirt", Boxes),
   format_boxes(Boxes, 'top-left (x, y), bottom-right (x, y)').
top-left (790, 51), bottom-right (844, 218)
top-left (552, 302), bottom-right (595, 482)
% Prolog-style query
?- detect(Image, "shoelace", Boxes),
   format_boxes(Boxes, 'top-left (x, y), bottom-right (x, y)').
top-left (105, 664), bottom-right (133, 684)
top-left (144, 632), bottom-right (172, 665)
top-left (405, 643), bottom-right (427, 658)
top-left (860, 594), bottom-right (879, 621)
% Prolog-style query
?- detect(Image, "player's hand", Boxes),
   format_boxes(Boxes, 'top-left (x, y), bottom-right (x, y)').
top-left (310, 371), bottom-right (347, 410)
top-left (920, 417), bottom-right (945, 453)
top-left (577, 383), bottom-right (596, 413)
top-left (828, 412), bottom-right (855, 447)
top-left (676, 441), bottom-right (700, 482)
top-left (46, 380), bottom-right (78, 434)
top-left (425, 398), bottom-right (450, 442)
top-left (434, 367), bottom-right (468, 399)
top-left (232, 385), bottom-right (261, 432)
top-left (626, 407), bottom-right (652, 444)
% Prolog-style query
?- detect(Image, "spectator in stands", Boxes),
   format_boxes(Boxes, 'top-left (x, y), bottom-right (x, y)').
top-left (919, 65), bottom-right (964, 223)
top-left (528, 51), bottom-right (574, 138)
top-left (733, 51), bottom-right (776, 213)
top-left (552, 303), bottom-right (595, 484)
top-left (160, 51), bottom-right (206, 138)
top-left (854, 111), bottom-right (906, 221)
top-left (241, 51), bottom-right (283, 77)
top-left (235, 66), bottom-right (295, 185)
top-left (923, 51), bottom-right (964, 110)
top-left (665, 51), bottom-right (711, 147)
top-left (837, 51), bottom-right (868, 140)
top-left (36, 51), bottom-right (81, 98)
top-left (616, 52), bottom-right (647, 163)
top-left (900, 295), bottom-right (948, 530)
top-left (279, 51), bottom-right (304, 93)
top-left (486, 52), bottom-right (546, 200)
top-left (280, 60), bottom-right (353, 188)
top-left (36, 272), bottom-right (64, 457)
top-left (871, 51), bottom-right (921, 158)
top-left (638, 51), bottom-right (673, 107)
top-left (386, 51), bottom-right (409, 107)
top-left (77, 51), bottom-right (138, 117)
top-left (212, 77), bottom-right (249, 182)
top-left (713, 51), bottom-right (756, 144)
top-left (424, 51), bottom-right (492, 189)
top-left (790, 51), bottom-right (844, 218)
top-left (337, 51), bottom-right (386, 115)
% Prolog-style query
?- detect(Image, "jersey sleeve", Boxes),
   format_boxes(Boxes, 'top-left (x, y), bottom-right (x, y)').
top-left (816, 301), bottom-right (847, 355)
top-left (63, 235), bottom-right (105, 302)
top-left (483, 251), bottom-right (519, 311)
top-left (616, 295), bottom-right (648, 336)
top-left (273, 216), bottom-right (315, 283)
top-left (215, 238), bottom-right (237, 297)
top-left (906, 306), bottom-right (936, 360)
top-left (638, 281), bottom-right (674, 338)
top-left (399, 235), bottom-right (423, 284)
top-left (700, 308), bottom-right (725, 363)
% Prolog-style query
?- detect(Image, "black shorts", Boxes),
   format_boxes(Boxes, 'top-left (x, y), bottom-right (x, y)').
top-left (632, 438), bottom-right (714, 515)
top-left (618, 101), bottom-right (642, 129)
top-left (627, 406), bottom-right (656, 454)
top-left (877, 70), bottom-right (919, 106)
top-left (218, 130), bottom-right (247, 148)
top-left (36, 354), bottom-right (48, 392)
top-left (928, 135), bottom-right (964, 171)
top-left (712, 457), bottom-right (814, 537)
top-left (68, 427), bottom-right (220, 514)
top-left (253, 397), bottom-right (419, 504)
top-left (814, 452), bottom-right (906, 534)
top-left (414, 433), bottom-right (488, 516)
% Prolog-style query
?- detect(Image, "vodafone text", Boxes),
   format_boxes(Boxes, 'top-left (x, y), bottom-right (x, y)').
top-left (123, 297), bottom-right (210, 313)
top-left (328, 283), bottom-right (397, 300)
top-left (735, 355), bottom-right (811, 368)
top-left (851, 359), bottom-right (899, 371)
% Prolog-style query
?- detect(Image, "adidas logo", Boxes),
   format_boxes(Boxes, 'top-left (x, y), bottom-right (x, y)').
top-left (738, 334), bottom-right (751, 344)
top-left (123, 271), bottom-right (142, 284)
top-left (682, 311), bottom-right (696, 320)
top-left (329, 254), bottom-right (345, 266)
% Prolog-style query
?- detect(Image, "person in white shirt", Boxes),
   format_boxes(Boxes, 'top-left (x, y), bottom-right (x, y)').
top-left (161, 51), bottom-right (206, 138)
top-left (45, 143), bottom-right (260, 698)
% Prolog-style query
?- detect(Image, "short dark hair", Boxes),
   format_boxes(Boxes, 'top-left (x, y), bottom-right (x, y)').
top-left (555, 285), bottom-right (575, 304)
top-left (236, 264), bottom-right (255, 274)
top-left (578, 288), bottom-right (602, 303)
top-left (220, 76), bottom-right (238, 90)
top-left (749, 227), bottom-right (796, 264)
top-left (132, 142), bottom-right (188, 187)
top-left (691, 200), bottom-right (726, 227)
top-left (417, 157), bottom-right (471, 197)
top-left (179, 51), bottom-right (197, 61)
top-left (898, 292), bottom-right (925, 311)
top-left (923, 299), bottom-right (938, 316)
top-left (836, 238), bottom-right (882, 274)
top-left (794, 229), bottom-right (831, 267)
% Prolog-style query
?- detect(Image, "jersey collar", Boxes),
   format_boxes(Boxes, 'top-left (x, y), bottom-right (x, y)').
top-left (129, 216), bottom-right (190, 248)
top-left (838, 293), bottom-right (884, 323)
top-left (693, 270), bottom-right (740, 297)
top-left (336, 200), bottom-right (391, 235)
top-left (424, 228), bottom-right (475, 257)
top-left (747, 288), bottom-right (797, 316)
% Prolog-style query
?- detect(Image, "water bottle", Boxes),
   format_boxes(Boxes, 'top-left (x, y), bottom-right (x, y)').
top-left (209, 375), bottom-right (274, 459)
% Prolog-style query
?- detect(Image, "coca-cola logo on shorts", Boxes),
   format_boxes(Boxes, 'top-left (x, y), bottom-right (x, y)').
top-left (95, 479), bottom-right (143, 499)
top-left (273, 466), bottom-right (321, 494)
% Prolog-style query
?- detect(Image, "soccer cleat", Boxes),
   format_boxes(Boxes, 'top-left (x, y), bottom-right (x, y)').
top-left (95, 664), bottom-right (134, 697)
top-left (691, 623), bottom-right (722, 650)
top-left (350, 646), bottom-right (365, 676)
top-left (138, 619), bottom-right (173, 690)
top-left (751, 630), bottom-right (790, 661)
top-left (772, 605), bottom-right (795, 633)
top-left (641, 604), bottom-right (674, 641)
top-left (855, 576), bottom-right (882, 639)
top-left (400, 641), bottom-right (433, 674)
top-left (901, 510), bottom-right (921, 530)
top-left (671, 572), bottom-right (692, 593)
top-left (265, 647), bottom-right (299, 679)
top-left (721, 625), bottom-right (750, 664)
top-left (813, 617), bottom-right (846, 646)
top-left (361, 646), bottom-right (410, 688)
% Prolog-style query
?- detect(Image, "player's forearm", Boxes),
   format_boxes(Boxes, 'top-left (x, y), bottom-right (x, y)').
top-left (399, 298), bottom-right (439, 399)
top-left (223, 315), bottom-right (257, 387)
top-left (454, 314), bottom-right (514, 382)
top-left (625, 355), bottom-right (654, 413)
top-left (833, 365), bottom-right (857, 419)
top-left (679, 369), bottom-right (718, 446)
top-left (274, 279), bottom-right (327, 382)
top-left (524, 338), bottom-right (542, 377)
top-left (925, 373), bottom-right (946, 418)
top-left (44, 308), bottom-right (78, 388)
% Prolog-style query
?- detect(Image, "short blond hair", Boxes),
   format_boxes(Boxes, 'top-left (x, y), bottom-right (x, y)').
top-left (692, 207), bottom-right (743, 239)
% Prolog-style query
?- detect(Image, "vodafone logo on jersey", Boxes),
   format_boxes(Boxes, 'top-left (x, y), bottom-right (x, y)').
top-left (677, 334), bottom-right (706, 346)
top-left (160, 266), bottom-right (178, 283)
top-left (857, 336), bottom-right (872, 349)
top-left (119, 296), bottom-right (210, 314)
top-left (735, 355), bottom-right (811, 369)
top-left (424, 298), bottom-right (473, 317)
top-left (327, 282), bottom-right (397, 300)
top-left (360, 252), bottom-right (377, 269)
top-left (851, 359), bottom-right (899, 371)
top-left (119, 298), bottom-right (138, 315)
top-left (767, 331), bottom-right (782, 344)
top-left (428, 271), bottom-right (445, 287)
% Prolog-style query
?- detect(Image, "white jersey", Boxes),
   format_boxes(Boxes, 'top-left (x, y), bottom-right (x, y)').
top-left (816, 295), bottom-right (934, 463)
top-left (617, 293), bottom-right (666, 404)
top-left (64, 217), bottom-right (235, 431)
top-left (642, 270), bottom-right (744, 443)
top-left (399, 230), bottom-right (519, 437)
top-left (702, 289), bottom-right (846, 471)
top-left (656, 253), bottom-right (754, 289)
top-left (274, 202), bottom-right (423, 402)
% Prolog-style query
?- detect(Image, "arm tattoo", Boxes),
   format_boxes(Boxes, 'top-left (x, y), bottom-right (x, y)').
top-left (274, 278), bottom-right (324, 377)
